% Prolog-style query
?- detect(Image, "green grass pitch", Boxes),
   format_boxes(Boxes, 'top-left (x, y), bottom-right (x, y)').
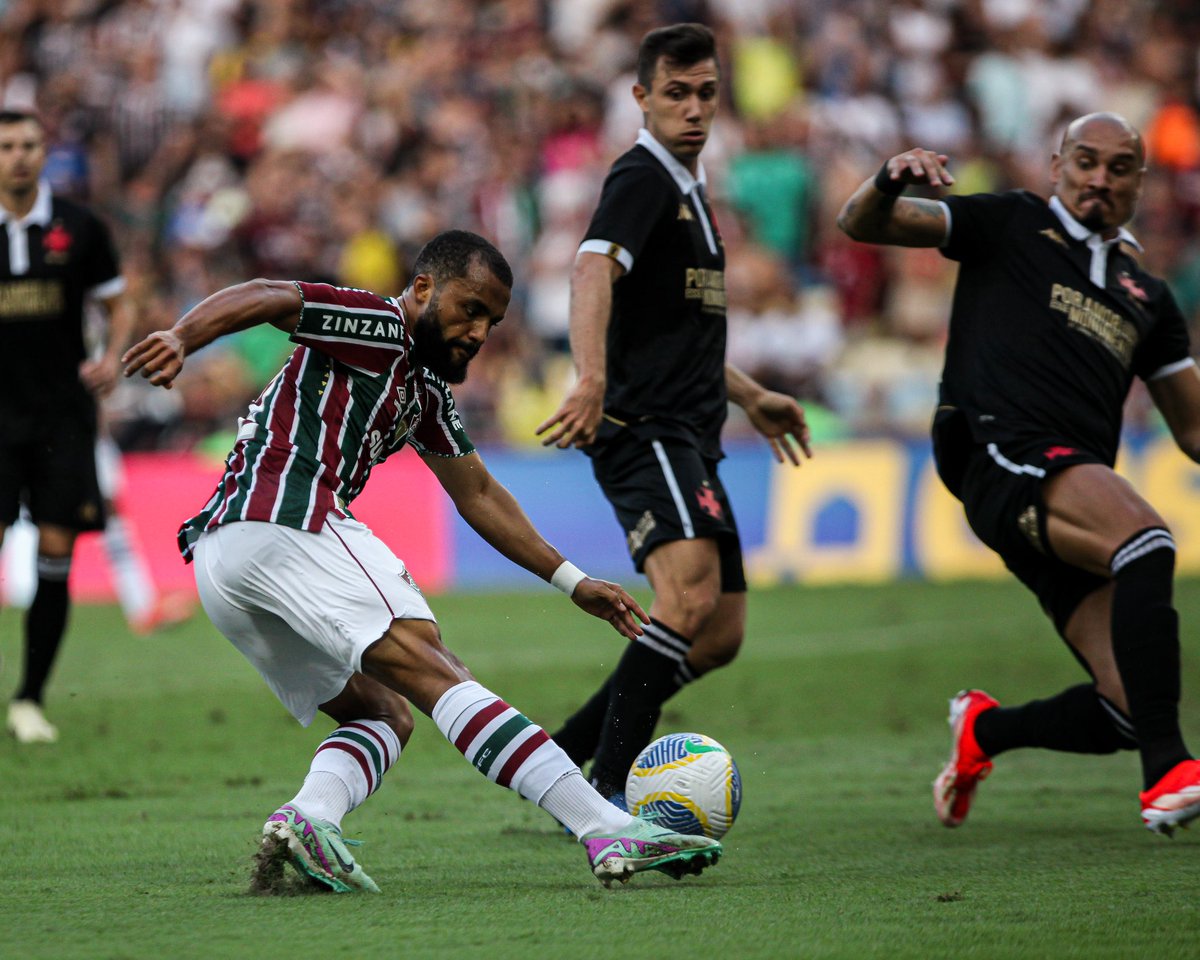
top-left (4, 577), bottom-right (1200, 960)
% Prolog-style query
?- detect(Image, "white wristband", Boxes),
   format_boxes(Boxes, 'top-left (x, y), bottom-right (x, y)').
top-left (551, 560), bottom-right (588, 597)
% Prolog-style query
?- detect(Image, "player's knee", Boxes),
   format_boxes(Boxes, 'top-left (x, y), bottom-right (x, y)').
top-left (659, 583), bottom-right (722, 637)
top-left (690, 629), bottom-right (743, 673)
top-left (351, 685), bottom-right (415, 745)
top-left (382, 696), bottom-right (415, 746)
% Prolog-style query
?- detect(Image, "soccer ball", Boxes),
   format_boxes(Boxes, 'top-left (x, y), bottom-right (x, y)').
top-left (625, 732), bottom-right (742, 839)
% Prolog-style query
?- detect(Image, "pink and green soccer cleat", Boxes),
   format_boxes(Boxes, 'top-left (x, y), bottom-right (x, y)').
top-left (583, 817), bottom-right (721, 887)
top-left (260, 804), bottom-right (380, 893)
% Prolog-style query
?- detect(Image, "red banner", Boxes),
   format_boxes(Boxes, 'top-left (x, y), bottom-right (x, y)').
top-left (61, 449), bottom-right (452, 601)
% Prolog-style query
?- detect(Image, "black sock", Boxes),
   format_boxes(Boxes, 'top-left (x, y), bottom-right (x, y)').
top-left (588, 619), bottom-right (692, 795)
top-left (552, 677), bottom-right (613, 767)
top-left (1109, 529), bottom-right (1188, 788)
top-left (553, 651), bottom-right (698, 768)
top-left (974, 684), bottom-right (1137, 757)
top-left (552, 657), bottom-right (700, 768)
top-left (15, 556), bottom-right (72, 704)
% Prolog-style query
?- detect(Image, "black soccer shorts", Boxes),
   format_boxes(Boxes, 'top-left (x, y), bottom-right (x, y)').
top-left (590, 433), bottom-right (746, 592)
top-left (0, 415), bottom-right (105, 532)
top-left (953, 437), bottom-right (1109, 634)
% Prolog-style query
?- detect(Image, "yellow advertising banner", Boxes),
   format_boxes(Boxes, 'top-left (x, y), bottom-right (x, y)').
top-left (747, 437), bottom-right (1199, 585)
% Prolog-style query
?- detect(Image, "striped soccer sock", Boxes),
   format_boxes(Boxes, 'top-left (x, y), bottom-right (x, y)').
top-left (432, 680), bottom-right (577, 804)
top-left (673, 658), bottom-right (698, 688)
top-left (551, 635), bottom-right (698, 769)
top-left (289, 720), bottom-right (402, 828)
top-left (1110, 527), bottom-right (1189, 788)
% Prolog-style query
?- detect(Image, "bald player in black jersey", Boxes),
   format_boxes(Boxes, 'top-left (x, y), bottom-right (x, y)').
top-left (838, 113), bottom-right (1200, 835)
top-left (537, 23), bottom-right (811, 805)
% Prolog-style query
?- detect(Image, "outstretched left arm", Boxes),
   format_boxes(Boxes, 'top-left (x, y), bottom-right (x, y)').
top-left (122, 279), bottom-right (300, 389)
top-left (1148, 363), bottom-right (1200, 462)
top-left (422, 451), bottom-right (649, 638)
top-left (726, 363), bottom-right (813, 466)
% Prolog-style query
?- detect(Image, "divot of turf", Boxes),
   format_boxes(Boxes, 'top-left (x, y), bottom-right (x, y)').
top-left (248, 836), bottom-right (329, 896)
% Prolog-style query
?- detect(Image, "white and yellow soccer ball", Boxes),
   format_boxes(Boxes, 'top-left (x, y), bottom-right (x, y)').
top-left (625, 732), bottom-right (742, 839)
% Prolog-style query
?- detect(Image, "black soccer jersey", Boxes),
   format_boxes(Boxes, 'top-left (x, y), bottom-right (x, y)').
top-left (936, 189), bottom-right (1192, 466)
top-left (580, 130), bottom-right (727, 459)
top-left (0, 187), bottom-right (123, 425)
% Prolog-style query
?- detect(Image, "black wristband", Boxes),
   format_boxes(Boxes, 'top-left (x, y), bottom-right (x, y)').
top-left (873, 162), bottom-right (905, 196)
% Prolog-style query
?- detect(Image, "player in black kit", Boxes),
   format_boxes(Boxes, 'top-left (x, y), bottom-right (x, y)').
top-left (0, 110), bottom-right (132, 743)
top-left (537, 24), bottom-right (811, 804)
top-left (838, 112), bottom-right (1200, 834)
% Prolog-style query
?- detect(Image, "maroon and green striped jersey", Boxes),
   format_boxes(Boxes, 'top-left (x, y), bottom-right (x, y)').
top-left (177, 281), bottom-right (473, 561)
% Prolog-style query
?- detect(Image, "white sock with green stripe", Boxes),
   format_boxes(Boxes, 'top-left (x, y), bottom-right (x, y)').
top-left (432, 680), bottom-right (613, 822)
top-left (289, 720), bottom-right (402, 829)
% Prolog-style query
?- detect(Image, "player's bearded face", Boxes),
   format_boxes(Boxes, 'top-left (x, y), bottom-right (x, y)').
top-left (412, 290), bottom-right (478, 384)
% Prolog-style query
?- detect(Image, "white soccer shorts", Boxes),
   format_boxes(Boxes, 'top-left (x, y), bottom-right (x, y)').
top-left (191, 514), bottom-right (435, 725)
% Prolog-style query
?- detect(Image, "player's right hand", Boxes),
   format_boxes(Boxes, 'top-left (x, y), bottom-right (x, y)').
top-left (880, 148), bottom-right (954, 190)
top-left (122, 330), bottom-right (186, 389)
top-left (570, 577), bottom-right (650, 640)
top-left (535, 376), bottom-right (605, 449)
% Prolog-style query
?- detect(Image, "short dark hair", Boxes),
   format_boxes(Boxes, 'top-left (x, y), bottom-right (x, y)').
top-left (412, 230), bottom-right (513, 290)
top-left (0, 109), bottom-right (41, 129)
top-left (636, 23), bottom-right (718, 90)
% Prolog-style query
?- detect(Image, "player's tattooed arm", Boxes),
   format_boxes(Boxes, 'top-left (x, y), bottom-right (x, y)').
top-left (837, 194), bottom-right (948, 248)
top-left (837, 148), bottom-right (952, 248)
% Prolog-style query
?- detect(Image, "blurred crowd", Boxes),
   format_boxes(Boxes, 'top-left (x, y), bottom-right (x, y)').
top-left (3, 0), bottom-right (1199, 449)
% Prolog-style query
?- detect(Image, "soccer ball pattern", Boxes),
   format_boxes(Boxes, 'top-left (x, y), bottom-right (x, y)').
top-left (625, 732), bottom-right (742, 839)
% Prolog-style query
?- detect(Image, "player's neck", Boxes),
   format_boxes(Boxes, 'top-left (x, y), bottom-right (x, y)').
top-left (397, 286), bottom-right (418, 333)
top-left (664, 147), bottom-right (700, 178)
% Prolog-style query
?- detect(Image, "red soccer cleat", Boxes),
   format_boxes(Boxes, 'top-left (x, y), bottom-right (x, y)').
top-left (1140, 759), bottom-right (1200, 837)
top-left (933, 689), bottom-right (999, 827)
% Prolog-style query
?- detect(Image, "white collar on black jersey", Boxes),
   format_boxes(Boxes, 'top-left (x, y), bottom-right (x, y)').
top-left (636, 128), bottom-right (707, 196)
top-left (635, 129), bottom-right (718, 256)
top-left (1048, 194), bottom-right (1141, 288)
top-left (1, 179), bottom-right (52, 276)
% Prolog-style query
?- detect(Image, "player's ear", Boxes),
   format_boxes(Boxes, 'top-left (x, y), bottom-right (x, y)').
top-left (1049, 152), bottom-right (1063, 187)
top-left (632, 82), bottom-right (648, 112)
top-left (411, 273), bottom-right (435, 307)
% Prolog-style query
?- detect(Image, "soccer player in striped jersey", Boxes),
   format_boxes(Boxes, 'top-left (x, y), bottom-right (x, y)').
top-left (122, 230), bottom-right (722, 891)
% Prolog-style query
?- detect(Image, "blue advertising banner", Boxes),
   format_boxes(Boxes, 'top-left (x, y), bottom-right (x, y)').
top-left (453, 436), bottom-right (1200, 590)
